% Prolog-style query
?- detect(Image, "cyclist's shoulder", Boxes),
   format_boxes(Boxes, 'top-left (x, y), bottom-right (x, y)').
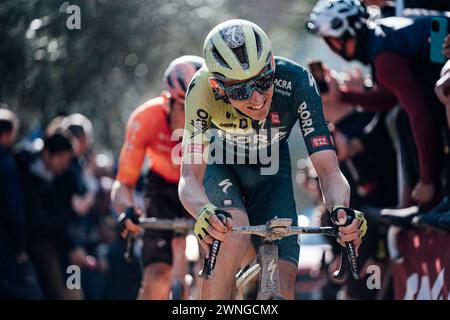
top-left (187, 66), bottom-right (214, 95)
top-left (274, 56), bottom-right (313, 87)
top-left (275, 56), bottom-right (306, 73)
top-left (129, 96), bottom-right (168, 124)
top-left (185, 66), bottom-right (217, 112)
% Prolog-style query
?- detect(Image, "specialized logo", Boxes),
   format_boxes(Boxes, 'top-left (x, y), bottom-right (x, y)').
top-left (267, 259), bottom-right (277, 283)
top-left (270, 112), bottom-right (281, 125)
top-left (218, 179), bottom-right (233, 194)
top-left (297, 101), bottom-right (315, 136)
top-left (311, 135), bottom-right (329, 148)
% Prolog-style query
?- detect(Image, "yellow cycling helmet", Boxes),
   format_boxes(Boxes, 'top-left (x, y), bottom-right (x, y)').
top-left (203, 19), bottom-right (273, 81)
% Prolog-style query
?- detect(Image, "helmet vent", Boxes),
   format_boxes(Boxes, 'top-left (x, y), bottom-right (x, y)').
top-left (232, 45), bottom-right (249, 70)
top-left (254, 29), bottom-right (263, 59)
top-left (166, 74), bottom-right (175, 88)
top-left (331, 17), bottom-right (343, 30)
top-left (211, 45), bottom-right (231, 69)
top-left (176, 70), bottom-right (187, 92)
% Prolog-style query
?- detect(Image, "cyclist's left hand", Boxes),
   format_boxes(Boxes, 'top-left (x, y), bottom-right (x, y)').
top-left (335, 208), bottom-right (367, 255)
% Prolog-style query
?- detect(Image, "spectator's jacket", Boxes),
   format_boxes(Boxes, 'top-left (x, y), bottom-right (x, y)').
top-left (14, 149), bottom-right (76, 252)
top-left (0, 146), bottom-right (26, 259)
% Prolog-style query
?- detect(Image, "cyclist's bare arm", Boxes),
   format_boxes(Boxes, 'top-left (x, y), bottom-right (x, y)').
top-left (179, 160), bottom-right (231, 250)
top-left (310, 149), bottom-right (350, 210)
top-left (178, 161), bottom-right (209, 217)
top-left (112, 109), bottom-right (151, 233)
top-left (111, 181), bottom-right (134, 213)
top-left (310, 150), bottom-right (362, 249)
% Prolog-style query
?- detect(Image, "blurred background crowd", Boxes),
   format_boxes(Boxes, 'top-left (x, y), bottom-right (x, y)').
top-left (1, 0), bottom-right (450, 300)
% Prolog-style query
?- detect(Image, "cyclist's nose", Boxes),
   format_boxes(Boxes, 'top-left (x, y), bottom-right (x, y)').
top-left (249, 90), bottom-right (264, 105)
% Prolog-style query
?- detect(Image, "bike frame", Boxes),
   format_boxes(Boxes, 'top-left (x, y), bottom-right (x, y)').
top-left (230, 217), bottom-right (356, 300)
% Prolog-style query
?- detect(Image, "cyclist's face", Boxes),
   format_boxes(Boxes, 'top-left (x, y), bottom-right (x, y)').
top-left (222, 67), bottom-right (275, 121)
top-left (228, 88), bottom-right (274, 121)
top-left (325, 37), bottom-right (357, 60)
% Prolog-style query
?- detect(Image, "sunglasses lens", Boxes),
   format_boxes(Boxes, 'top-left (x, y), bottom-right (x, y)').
top-left (254, 71), bottom-right (275, 91)
top-left (221, 67), bottom-right (275, 101)
top-left (227, 85), bottom-right (251, 100)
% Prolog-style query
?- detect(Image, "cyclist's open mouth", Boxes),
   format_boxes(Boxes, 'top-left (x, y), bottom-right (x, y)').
top-left (247, 97), bottom-right (267, 110)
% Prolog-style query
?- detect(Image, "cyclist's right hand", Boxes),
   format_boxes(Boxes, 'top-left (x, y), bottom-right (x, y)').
top-left (117, 207), bottom-right (143, 238)
top-left (194, 203), bottom-right (233, 258)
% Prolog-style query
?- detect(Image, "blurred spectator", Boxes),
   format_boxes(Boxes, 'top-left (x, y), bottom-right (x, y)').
top-left (307, 1), bottom-right (449, 208)
top-left (14, 132), bottom-right (80, 299)
top-left (435, 36), bottom-right (450, 128)
top-left (363, 0), bottom-right (450, 17)
top-left (322, 69), bottom-right (398, 208)
top-left (0, 108), bottom-right (43, 299)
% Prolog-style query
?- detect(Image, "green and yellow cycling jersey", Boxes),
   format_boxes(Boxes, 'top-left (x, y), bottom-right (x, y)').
top-left (182, 56), bottom-right (335, 162)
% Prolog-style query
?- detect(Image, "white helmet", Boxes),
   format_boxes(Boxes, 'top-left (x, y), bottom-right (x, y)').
top-left (306, 0), bottom-right (368, 38)
top-left (164, 55), bottom-right (204, 103)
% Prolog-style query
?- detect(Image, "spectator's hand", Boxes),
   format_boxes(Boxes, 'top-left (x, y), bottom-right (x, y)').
top-left (322, 67), bottom-right (342, 105)
top-left (340, 68), bottom-right (365, 92)
top-left (69, 247), bottom-right (88, 267)
top-left (443, 35), bottom-right (450, 58)
top-left (412, 181), bottom-right (435, 206)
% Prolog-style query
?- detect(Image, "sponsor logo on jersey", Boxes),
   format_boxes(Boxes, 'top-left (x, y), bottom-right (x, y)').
top-left (186, 144), bottom-right (203, 154)
top-left (274, 78), bottom-right (292, 90)
top-left (297, 101), bottom-right (315, 136)
top-left (270, 112), bottom-right (281, 125)
top-left (225, 111), bottom-right (238, 120)
top-left (218, 179), bottom-right (233, 194)
top-left (239, 119), bottom-right (248, 129)
top-left (218, 130), bottom-right (288, 148)
top-left (274, 78), bottom-right (292, 97)
top-left (190, 108), bottom-right (209, 138)
top-left (219, 123), bottom-right (236, 128)
top-left (311, 135), bottom-right (329, 148)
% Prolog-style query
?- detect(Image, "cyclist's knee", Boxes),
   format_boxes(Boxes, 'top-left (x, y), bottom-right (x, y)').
top-left (222, 207), bottom-right (251, 244)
